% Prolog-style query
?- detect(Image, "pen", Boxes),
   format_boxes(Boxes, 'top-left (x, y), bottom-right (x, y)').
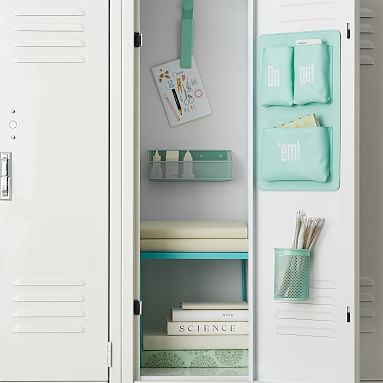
top-left (172, 89), bottom-right (183, 116)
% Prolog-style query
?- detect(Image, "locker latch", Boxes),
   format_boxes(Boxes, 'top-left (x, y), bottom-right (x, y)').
top-left (134, 32), bottom-right (143, 48)
top-left (347, 23), bottom-right (351, 40)
top-left (134, 299), bottom-right (142, 315)
top-left (0, 152), bottom-right (11, 200)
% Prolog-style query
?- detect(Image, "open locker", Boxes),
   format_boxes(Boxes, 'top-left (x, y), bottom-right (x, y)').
top-left (0, 0), bottom-right (362, 383)
top-left (137, 0), bottom-right (253, 379)
top-left (129, 0), bottom-right (359, 382)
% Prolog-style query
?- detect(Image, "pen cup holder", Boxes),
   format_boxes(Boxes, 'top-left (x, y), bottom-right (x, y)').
top-left (274, 248), bottom-right (311, 301)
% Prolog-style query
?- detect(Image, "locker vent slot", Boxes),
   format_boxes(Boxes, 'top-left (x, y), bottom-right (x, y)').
top-left (360, 292), bottom-right (375, 302)
top-left (14, 24), bottom-right (85, 32)
top-left (275, 279), bottom-right (337, 338)
top-left (275, 0), bottom-right (336, 32)
top-left (14, 293), bottom-right (84, 302)
top-left (13, 325), bottom-right (85, 333)
top-left (14, 56), bottom-right (85, 63)
top-left (360, 276), bottom-right (377, 335)
top-left (361, 7), bottom-right (374, 18)
top-left (276, 326), bottom-right (336, 338)
top-left (13, 309), bottom-right (85, 317)
top-left (14, 40), bottom-right (85, 47)
top-left (13, 278), bottom-right (87, 334)
top-left (14, 277), bottom-right (85, 286)
top-left (360, 24), bottom-right (375, 34)
top-left (360, 8), bottom-right (376, 66)
top-left (360, 325), bottom-right (376, 334)
top-left (360, 308), bottom-right (375, 318)
top-left (361, 277), bottom-right (376, 286)
top-left (14, 8), bottom-right (85, 16)
top-left (13, 7), bottom-right (86, 64)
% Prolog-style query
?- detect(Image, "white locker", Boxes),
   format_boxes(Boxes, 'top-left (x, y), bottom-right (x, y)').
top-left (0, 0), bottom-right (110, 381)
top-left (0, 0), bottom-right (364, 383)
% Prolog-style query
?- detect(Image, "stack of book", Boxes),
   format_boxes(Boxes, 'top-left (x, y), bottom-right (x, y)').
top-left (142, 302), bottom-right (249, 368)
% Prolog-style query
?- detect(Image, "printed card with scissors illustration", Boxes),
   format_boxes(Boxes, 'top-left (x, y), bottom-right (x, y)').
top-left (152, 56), bottom-right (212, 127)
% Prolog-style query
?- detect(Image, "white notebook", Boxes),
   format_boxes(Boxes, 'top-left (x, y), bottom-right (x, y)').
top-left (143, 330), bottom-right (248, 350)
top-left (181, 302), bottom-right (249, 310)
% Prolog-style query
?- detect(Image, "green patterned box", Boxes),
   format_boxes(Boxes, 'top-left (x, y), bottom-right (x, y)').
top-left (142, 350), bottom-right (248, 368)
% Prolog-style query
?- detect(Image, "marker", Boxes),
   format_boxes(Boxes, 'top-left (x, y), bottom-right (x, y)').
top-left (172, 89), bottom-right (183, 115)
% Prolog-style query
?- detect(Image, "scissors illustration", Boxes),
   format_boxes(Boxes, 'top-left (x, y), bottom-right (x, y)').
top-left (184, 93), bottom-right (194, 106)
top-left (182, 84), bottom-right (194, 106)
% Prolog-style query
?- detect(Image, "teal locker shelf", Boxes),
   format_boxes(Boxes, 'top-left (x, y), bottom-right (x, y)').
top-left (140, 252), bottom-right (248, 260)
top-left (140, 252), bottom-right (248, 301)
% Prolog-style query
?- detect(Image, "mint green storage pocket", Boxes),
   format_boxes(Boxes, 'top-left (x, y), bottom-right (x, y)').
top-left (261, 127), bottom-right (331, 182)
top-left (294, 44), bottom-right (331, 105)
top-left (261, 46), bottom-right (294, 106)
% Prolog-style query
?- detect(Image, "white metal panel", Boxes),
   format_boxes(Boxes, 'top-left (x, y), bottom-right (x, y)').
top-left (0, 0), bottom-right (109, 381)
top-left (254, 0), bottom-right (359, 382)
top-left (359, 0), bottom-right (383, 380)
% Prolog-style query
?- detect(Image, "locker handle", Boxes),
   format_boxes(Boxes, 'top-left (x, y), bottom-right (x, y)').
top-left (0, 153), bottom-right (12, 200)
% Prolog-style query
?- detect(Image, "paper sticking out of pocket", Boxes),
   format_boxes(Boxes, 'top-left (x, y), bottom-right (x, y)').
top-left (295, 38), bottom-right (323, 46)
top-left (276, 113), bottom-right (320, 129)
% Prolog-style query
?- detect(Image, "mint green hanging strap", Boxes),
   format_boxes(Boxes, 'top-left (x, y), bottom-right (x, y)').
top-left (180, 0), bottom-right (193, 68)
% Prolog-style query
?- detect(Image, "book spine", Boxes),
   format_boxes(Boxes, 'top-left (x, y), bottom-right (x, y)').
top-left (172, 309), bottom-right (248, 322)
top-left (167, 321), bottom-right (248, 336)
top-left (142, 350), bottom-right (248, 368)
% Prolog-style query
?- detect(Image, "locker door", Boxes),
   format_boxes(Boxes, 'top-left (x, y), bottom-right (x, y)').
top-left (0, 0), bottom-right (109, 381)
top-left (254, 0), bottom-right (359, 382)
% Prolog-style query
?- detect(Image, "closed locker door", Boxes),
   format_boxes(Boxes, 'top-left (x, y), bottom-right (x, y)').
top-left (0, 0), bottom-right (109, 381)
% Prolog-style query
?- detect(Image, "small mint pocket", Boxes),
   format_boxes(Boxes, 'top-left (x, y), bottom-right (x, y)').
top-left (261, 127), bottom-right (331, 182)
top-left (294, 44), bottom-right (331, 105)
top-left (261, 46), bottom-right (294, 106)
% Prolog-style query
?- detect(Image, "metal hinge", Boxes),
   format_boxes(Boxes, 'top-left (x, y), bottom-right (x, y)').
top-left (107, 342), bottom-right (112, 368)
top-left (134, 299), bottom-right (142, 316)
top-left (134, 32), bottom-right (143, 48)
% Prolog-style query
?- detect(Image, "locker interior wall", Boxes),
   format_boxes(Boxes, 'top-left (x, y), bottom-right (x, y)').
top-left (140, 0), bottom-right (249, 221)
top-left (139, 0), bottom-right (249, 332)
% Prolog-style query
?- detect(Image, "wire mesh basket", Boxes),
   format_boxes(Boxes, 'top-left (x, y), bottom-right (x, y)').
top-left (274, 248), bottom-right (311, 301)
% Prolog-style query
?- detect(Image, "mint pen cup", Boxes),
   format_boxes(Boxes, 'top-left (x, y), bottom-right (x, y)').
top-left (274, 248), bottom-right (311, 301)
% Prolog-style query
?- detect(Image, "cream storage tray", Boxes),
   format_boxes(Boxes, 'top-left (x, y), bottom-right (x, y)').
top-left (140, 221), bottom-right (248, 252)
